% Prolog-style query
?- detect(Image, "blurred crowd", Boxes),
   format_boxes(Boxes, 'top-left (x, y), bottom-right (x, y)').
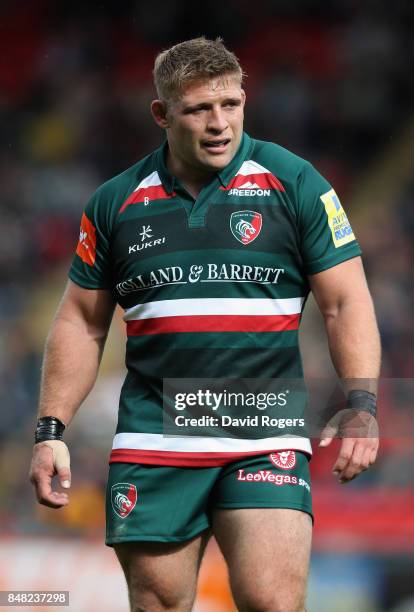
top-left (1, 3), bottom-right (414, 606)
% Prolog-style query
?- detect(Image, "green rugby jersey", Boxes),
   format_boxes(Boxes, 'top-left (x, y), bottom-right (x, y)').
top-left (69, 132), bottom-right (361, 466)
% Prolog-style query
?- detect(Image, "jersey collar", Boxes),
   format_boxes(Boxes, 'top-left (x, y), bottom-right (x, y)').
top-left (156, 132), bottom-right (254, 194)
top-left (217, 132), bottom-right (253, 188)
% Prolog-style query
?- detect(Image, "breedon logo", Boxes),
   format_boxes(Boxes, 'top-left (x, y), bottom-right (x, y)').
top-left (230, 210), bottom-right (262, 245)
top-left (221, 159), bottom-right (285, 197)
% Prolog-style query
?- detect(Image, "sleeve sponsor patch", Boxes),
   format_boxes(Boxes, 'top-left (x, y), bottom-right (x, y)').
top-left (320, 189), bottom-right (356, 248)
top-left (76, 212), bottom-right (97, 266)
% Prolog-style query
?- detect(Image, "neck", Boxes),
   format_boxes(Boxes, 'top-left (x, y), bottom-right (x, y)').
top-left (166, 151), bottom-right (214, 199)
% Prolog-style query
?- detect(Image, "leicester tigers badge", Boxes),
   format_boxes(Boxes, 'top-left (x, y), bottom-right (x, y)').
top-left (111, 482), bottom-right (137, 518)
top-left (230, 210), bottom-right (262, 245)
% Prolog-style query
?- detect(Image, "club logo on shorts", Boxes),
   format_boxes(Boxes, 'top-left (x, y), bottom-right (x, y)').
top-left (111, 482), bottom-right (137, 518)
top-left (230, 211), bottom-right (262, 245)
top-left (269, 450), bottom-right (296, 470)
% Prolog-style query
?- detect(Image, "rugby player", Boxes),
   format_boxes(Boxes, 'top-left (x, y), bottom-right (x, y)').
top-left (30, 37), bottom-right (380, 611)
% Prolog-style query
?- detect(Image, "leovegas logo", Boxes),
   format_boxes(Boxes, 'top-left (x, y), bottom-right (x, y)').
top-left (237, 469), bottom-right (298, 486)
top-left (237, 469), bottom-right (311, 492)
top-left (76, 212), bottom-right (96, 266)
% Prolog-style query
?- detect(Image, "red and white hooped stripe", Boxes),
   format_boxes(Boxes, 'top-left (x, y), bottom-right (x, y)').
top-left (109, 433), bottom-right (311, 467)
top-left (124, 297), bottom-right (304, 336)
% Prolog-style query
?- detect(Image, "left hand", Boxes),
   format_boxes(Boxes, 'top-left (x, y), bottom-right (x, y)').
top-left (319, 408), bottom-right (379, 484)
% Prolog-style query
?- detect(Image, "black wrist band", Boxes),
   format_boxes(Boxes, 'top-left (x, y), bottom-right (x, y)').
top-left (346, 390), bottom-right (377, 417)
top-left (35, 416), bottom-right (66, 443)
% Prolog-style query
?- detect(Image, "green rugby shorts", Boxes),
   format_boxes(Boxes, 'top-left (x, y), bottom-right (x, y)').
top-left (106, 450), bottom-right (312, 546)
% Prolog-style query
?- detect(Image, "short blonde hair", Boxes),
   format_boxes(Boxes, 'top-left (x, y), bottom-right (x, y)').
top-left (153, 37), bottom-right (244, 102)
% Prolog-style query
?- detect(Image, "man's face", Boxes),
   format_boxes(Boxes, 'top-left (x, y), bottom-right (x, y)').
top-left (156, 75), bottom-right (246, 176)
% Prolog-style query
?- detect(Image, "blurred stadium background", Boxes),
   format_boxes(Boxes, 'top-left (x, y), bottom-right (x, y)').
top-left (1, 1), bottom-right (414, 610)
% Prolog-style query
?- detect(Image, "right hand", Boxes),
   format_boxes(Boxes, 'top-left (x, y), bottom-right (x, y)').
top-left (29, 440), bottom-right (71, 508)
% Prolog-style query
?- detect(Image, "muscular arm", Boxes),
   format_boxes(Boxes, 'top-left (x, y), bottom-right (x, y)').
top-left (309, 256), bottom-right (381, 388)
top-left (30, 280), bottom-right (116, 508)
top-left (38, 280), bottom-right (116, 424)
top-left (308, 256), bottom-right (381, 482)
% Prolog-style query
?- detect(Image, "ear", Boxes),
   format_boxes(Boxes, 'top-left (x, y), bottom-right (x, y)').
top-left (241, 89), bottom-right (246, 107)
top-left (151, 100), bottom-right (170, 129)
